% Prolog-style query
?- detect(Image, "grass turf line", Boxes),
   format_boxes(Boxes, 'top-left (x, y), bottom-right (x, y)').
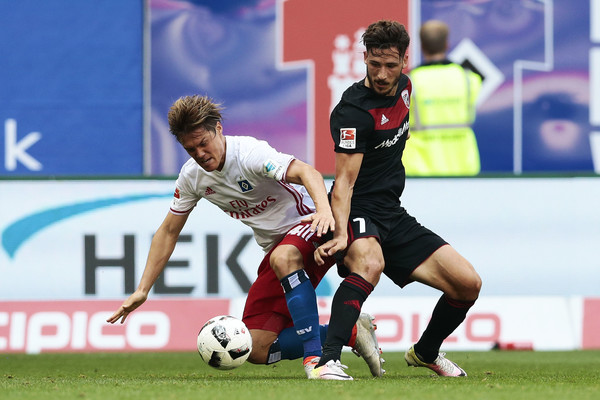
top-left (2, 350), bottom-right (599, 400)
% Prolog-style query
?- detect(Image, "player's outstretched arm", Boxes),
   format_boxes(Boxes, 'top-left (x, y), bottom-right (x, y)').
top-left (106, 289), bottom-right (149, 324)
top-left (106, 212), bottom-right (189, 324)
top-left (286, 159), bottom-right (335, 237)
top-left (314, 152), bottom-right (363, 265)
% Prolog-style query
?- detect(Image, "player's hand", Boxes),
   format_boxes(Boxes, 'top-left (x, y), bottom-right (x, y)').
top-left (301, 210), bottom-right (335, 237)
top-left (106, 290), bottom-right (148, 324)
top-left (314, 236), bottom-right (347, 266)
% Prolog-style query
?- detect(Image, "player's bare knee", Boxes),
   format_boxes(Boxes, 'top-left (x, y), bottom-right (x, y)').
top-left (366, 261), bottom-right (385, 284)
top-left (349, 257), bottom-right (384, 286)
top-left (270, 248), bottom-right (304, 278)
top-left (465, 260), bottom-right (481, 295)
top-left (455, 266), bottom-right (482, 301)
top-left (468, 270), bottom-right (482, 300)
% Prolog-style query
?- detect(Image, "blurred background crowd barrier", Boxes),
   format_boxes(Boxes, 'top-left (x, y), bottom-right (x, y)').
top-left (1, 0), bottom-right (599, 176)
top-left (1, 0), bottom-right (598, 353)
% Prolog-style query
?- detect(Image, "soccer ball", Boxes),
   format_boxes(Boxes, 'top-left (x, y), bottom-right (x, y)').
top-left (196, 315), bottom-right (252, 370)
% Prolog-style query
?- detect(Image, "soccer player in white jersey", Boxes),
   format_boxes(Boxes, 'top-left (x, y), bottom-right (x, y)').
top-left (107, 95), bottom-right (383, 379)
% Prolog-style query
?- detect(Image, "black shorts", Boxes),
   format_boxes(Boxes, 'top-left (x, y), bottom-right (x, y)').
top-left (343, 205), bottom-right (447, 287)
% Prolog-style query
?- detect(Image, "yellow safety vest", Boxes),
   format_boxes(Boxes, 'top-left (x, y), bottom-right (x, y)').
top-left (405, 62), bottom-right (482, 176)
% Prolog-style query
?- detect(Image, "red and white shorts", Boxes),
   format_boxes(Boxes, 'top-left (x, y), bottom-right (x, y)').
top-left (242, 223), bottom-right (334, 333)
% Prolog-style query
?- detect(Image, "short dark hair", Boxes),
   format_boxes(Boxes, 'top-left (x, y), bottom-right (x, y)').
top-left (362, 20), bottom-right (410, 57)
top-left (168, 95), bottom-right (223, 141)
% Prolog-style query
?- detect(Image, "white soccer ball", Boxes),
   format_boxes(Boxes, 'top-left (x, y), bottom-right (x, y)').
top-left (196, 315), bottom-right (252, 370)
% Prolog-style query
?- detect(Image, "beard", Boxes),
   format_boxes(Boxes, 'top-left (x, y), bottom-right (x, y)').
top-left (366, 72), bottom-right (401, 96)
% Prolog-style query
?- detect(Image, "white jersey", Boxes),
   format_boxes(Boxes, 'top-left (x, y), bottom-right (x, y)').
top-left (170, 136), bottom-right (316, 252)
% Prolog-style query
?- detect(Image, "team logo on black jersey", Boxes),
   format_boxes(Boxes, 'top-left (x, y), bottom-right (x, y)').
top-left (237, 179), bottom-right (254, 192)
top-left (401, 89), bottom-right (410, 109)
top-left (339, 128), bottom-right (356, 149)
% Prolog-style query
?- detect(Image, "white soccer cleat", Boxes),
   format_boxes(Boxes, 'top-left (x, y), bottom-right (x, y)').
top-left (309, 359), bottom-right (354, 380)
top-left (352, 313), bottom-right (385, 377)
top-left (303, 356), bottom-right (320, 378)
top-left (404, 345), bottom-right (467, 377)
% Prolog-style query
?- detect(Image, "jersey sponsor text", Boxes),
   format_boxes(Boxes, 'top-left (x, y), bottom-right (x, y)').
top-left (226, 195), bottom-right (277, 220)
top-left (374, 121), bottom-right (409, 149)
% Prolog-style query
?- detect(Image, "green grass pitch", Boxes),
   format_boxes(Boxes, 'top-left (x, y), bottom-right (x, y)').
top-left (2, 350), bottom-right (599, 400)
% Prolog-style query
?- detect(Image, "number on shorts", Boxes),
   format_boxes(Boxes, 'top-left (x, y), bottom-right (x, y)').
top-left (353, 217), bottom-right (366, 233)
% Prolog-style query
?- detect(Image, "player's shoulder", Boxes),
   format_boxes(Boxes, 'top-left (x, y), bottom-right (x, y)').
top-left (340, 80), bottom-right (370, 105)
top-left (399, 74), bottom-right (411, 100)
top-left (176, 157), bottom-right (203, 188)
top-left (227, 135), bottom-right (269, 149)
top-left (226, 135), bottom-right (289, 178)
top-left (225, 135), bottom-right (251, 150)
top-left (332, 81), bottom-right (372, 121)
top-left (179, 157), bottom-right (200, 175)
top-left (227, 135), bottom-right (274, 158)
top-left (397, 73), bottom-right (410, 94)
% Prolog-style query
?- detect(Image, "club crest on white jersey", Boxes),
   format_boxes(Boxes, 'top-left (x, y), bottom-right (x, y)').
top-left (237, 179), bottom-right (253, 192)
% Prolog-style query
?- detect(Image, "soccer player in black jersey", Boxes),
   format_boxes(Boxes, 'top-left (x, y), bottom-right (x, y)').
top-left (310, 20), bottom-right (482, 380)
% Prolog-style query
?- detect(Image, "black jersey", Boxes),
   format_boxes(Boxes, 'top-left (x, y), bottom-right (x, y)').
top-left (330, 76), bottom-right (411, 210)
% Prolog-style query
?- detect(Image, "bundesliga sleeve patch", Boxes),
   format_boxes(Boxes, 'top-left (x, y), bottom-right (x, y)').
top-left (339, 128), bottom-right (356, 149)
top-left (263, 159), bottom-right (285, 180)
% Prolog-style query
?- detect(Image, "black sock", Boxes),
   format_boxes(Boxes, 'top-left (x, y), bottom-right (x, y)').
top-left (317, 273), bottom-right (373, 366)
top-left (415, 295), bottom-right (474, 363)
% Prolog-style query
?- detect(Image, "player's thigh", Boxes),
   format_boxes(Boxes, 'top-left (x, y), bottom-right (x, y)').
top-left (410, 244), bottom-right (481, 300)
top-left (243, 257), bottom-right (291, 328)
top-left (275, 225), bottom-right (334, 281)
top-left (270, 222), bottom-right (332, 279)
top-left (344, 237), bottom-right (385, 285)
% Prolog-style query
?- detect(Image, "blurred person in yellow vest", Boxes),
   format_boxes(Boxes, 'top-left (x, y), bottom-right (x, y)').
top-left (404, 20), bottom-right (482, 176)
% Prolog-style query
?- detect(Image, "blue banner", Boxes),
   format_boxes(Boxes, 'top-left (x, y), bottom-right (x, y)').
top-left (0, 0), bottom-right (144, 176)
top-left (2, 0), bottom-right (595, 176)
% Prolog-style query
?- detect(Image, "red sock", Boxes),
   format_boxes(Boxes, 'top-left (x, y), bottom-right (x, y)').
top-left (347, 324), bottom-right (358, 348)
